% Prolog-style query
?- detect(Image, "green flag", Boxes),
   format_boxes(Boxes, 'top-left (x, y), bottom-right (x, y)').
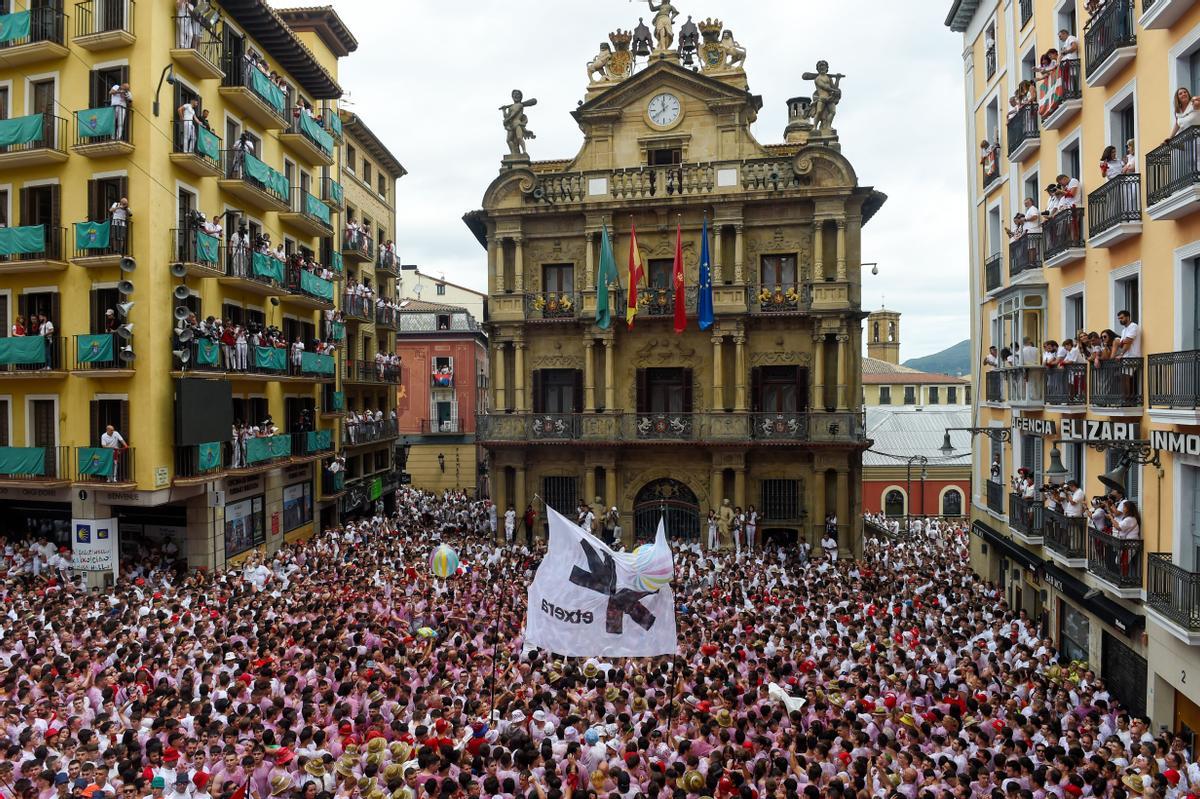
top-left (75, 220), bottom-right (111, 250)
top-left (251, 251), bottom-right (285, 283)
top-left (0, 11), bottom-right (31, 43)
top-left (195, 125), bottom-right (220, 161)
top-left (76, 107), bottom-right (115, 138)
top-left (0, 336), bottom-right (46, 365)
top-left (304, 192), bottom-right (331, 224)
top-left (0, 114), bottom-right (42, 148)
top-left (249, 68), bottom-right (286, 113)
top-left (254, 346), bottom-right (287, 371)
top-left (0, 225), bottom-right (45, 256)
top-left (194, 230), bottom-right (219, 263)
top-left (0, 446), bottom-right (45, 476)
top-left (78, 447), bottom-right (115, 476)
top-left (77, 334), bottom-right (115, 363)
top-left (299, 270), bottom-right (334, 300)
top-left (198, 441), bottom-right (222, 471)
top-left (195, 339), bottom-right (220, 366)
top-left (595, 224), bottom-right (618, 330)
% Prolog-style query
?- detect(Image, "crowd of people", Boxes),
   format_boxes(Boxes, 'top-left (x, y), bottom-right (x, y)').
top-left (1008, 464), bottom-right (1141, 542)
top-left (3, 489), bottom-right (1180, 799)
top-left (174, 314), bottom-right (339, 374)
top-left (345, 407), bottom-right (397, 444)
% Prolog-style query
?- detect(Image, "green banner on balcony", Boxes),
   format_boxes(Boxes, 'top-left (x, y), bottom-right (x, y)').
top-left (195, 338), bottom-right (220, 366)
top-left (243, 152), bottom-right (290, 198)
top-left (369, 477), bottom-right (382, 501)
top-left (77, 334), bottom-right (114, 363)
top-left (74, 220), bottom-right (110, 249)
top-left (0, 446), bottom-right (44, 476)
top-left (329, 180), bottom-right (343, 206)
top-left (198, 441), bottom-right (221, 471)
top-left (0, 11), bottom-right (31, 43)
top-left (194, 229), bottom-right (219, 263)
top-left (245, 434), bottom-right (290, 465)
top-left (331, 471), bottom-right (344, 490)
top-left (304, 192), bottom-right (331, 225)
top-left (252, 251), bottom-right (285, 283)
top-left (77, 107), bottom-right (115, 138)
top-left (0, 114), bottom-right (42, 148)
top-left (331, 321), bottom-right (345, 341)
top-left (301, 351), bottom-right (335, 375)
top-left (299, 269), bottom-right (334, 300)
top-left (254, 346), bottom-right (287, 371)
top-left (0, 224), bottom-right (45, 256)
top-left (330, 250), bottom-right (343, 273)
top-left (331, 390), bottom-right (345, 410)
top-left (299, 112), bottom-right (333, 155)
top-left (195, 125), bottom-right (220, 161)
top-left (0, 335), bottom-right (46, 365)
top-left (306, 429), bottom-right (332, 452)
top-left (78, 447), bottom-right (114, 476)
top-left (248, 68), bottom-right (286, 114)
top-left (327, 111), bottom-right (342, 138)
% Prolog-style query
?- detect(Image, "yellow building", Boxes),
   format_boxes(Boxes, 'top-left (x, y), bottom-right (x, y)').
top-left (0, 0), bottom-right (399, 574)
top-left (465, 15), bottom-right (884, 552)
top-left (861, 308), bottom-right (971, 407)
top-left (946, 0), bottom-right (1200, 728)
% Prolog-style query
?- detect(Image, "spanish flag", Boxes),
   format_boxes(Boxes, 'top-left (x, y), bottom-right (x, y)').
top-left (626, 222), bottom-right (644, 327)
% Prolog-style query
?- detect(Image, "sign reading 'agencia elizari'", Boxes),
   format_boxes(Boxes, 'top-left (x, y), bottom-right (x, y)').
top-left (1058, 420), bottom-right (1140, 442)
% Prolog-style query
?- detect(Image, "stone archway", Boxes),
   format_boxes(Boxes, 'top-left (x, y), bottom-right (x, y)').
top-left (633, 478), bottom-right (700, 544)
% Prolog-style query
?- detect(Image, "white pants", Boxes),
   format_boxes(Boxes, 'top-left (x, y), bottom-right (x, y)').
top-left (114, 106), bottom-right (126, 140)
top-left (707, 526), bottom-right (718, 550)
top-left (235, 341), bottom-right (248, 370)
top-left (745, 525), bottom-right (756, 550)
top-left (182, 120), bottom-right (195, 153)
top-left (505, 523), bottom-right (514, 543)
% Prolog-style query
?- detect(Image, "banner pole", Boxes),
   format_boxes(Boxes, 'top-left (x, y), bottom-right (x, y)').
top-left (661, 504), bottom-right (681, 742)
top-left (488, 574), bottom-right (504, 721)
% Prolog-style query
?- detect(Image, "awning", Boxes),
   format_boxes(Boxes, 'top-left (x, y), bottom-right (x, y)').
top-left (972, 520), bottom-right (1043, 571)
top-left (1039, 562), bottom-right (1144, 637)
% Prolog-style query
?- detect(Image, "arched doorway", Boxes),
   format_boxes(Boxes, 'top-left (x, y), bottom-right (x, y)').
top-left (942, 488), bottom-right (963, 517)
top-left (884, 489), bottom-right (905, 518)
top-left (634, 478), bottom-right (700, 543)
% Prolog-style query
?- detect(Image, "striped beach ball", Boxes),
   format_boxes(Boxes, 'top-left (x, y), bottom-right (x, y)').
top-left (429, 544), bottom-right (460, 578)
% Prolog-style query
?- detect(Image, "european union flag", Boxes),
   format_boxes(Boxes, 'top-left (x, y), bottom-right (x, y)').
top-left (697, 216), bottom-right (714, 331)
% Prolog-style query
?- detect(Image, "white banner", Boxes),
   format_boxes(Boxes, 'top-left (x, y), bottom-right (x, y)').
top-left (71, 518), bottom-right (118, 573)
top-left (525, 506), bottom-right (677, 658)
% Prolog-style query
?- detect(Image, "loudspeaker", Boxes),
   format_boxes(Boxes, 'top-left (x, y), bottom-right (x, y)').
top-left (117, 323), bottom-right (134, 340)
top-left (118, 256), bottom-right (135, 273)
top-left (117, 280), bottom-right (134, 295)
top-left (116, 302), bottom-right (134, 318)
top-left (173, 284), bottom-right (191, 301)
top-left (170, 262), bottom-right (188, 278)
top-left (1098, 464), bottom-right (1127, 495)
top-left (177, 328), bottom-right (194, 344)
top-left (270, 297), bottom-right (279, 306)
top-left (119, 346), bottom-right (135, 362)
top-left (173, 348), bottom-right (191, 364)
top-left (174, 306), bottom-right (190, 321)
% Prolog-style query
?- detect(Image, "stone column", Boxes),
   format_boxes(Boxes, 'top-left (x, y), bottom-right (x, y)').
top-left (836, 332), bottom-right (849, 411)
top-left (605, 467), bottom-right (617, 514)
top-left (513, 235), bottom-right (525, 292)
top-left (710, 468), bottom-right (723, 542)
top-left (812, 220), bottom-right (824, 281)
top-left (488, 235), bottom-right (501, 290)
top-left (812, 467), bottom-right (827, 545)
top-left (711, 331), bottom-right (725, 411)
top-left (584, 231), bottom-right (596, 290)
top-left (492, 466), bottom-right (508, 543)
top-left (583, 339), bottom-right (596, 412)
top-left (812, 333), bottom-right (825, 411)
top-left (604, 336), bottom-right (616, 411)
top-left (836, 467), bottom-right (850, 553)
top-left (514, 465), bottom-right (527, 534)
top-left (584, 467), bottom-right (596, 512)
top-left (734, 329), bottom-right (747, 411)
top-left (835, 220), bottom-right (847, 281)
top-left (734, 466), bottom-right (746, 510)
top-left (713, 225), bottom-right (724, 284)
top-left (493, 342), bottom-right (507, 411)
top-left (733, 224), bottom-right (745, 283)
top-left (513, 341), bottom-right (526, 412)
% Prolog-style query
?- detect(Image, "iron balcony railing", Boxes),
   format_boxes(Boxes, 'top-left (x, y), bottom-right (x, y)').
top-left (74, 220), bottom-right (130, 260)
top-left (220, 149), bottom-right (289, 206)
top-left (321, 175), bottom-right (344, 209)
top-left (342, 359), bottom-right (401, 384)
top-left (1009, 232), bottom-right (1042, 276)
top-left (344, 418), bottom-right (398, 445)
top-left (1088, 527), bottom-right (1143, 589)
top-left (750, 281), bottom-right (809, 314)
top-left (375, 306), bottom-right (398, 329)
top-left (285, 107), bottom-right (334, 159)
top-left (1007, 103), bottom-right (1039, 157)
top-left (477, 411), bottom-right (865, 445)
top-left (0, 335), bottom-right (63, 373)
top-left (322, 470), bottom-right (346, 496)
top-left (1044, 59), bottom-right (1083, 117)
top-left (524, 291), bottom-right (580, 321)
top-left (985, 252), bottom-right (1002, 292)
top-left (0, 446), bottom-right (70, 482)
top-left (342, 230), bottom-right (374, 260)
top-left (173, 443), bottom-right (225, 480)
top-left (341, 294), bottom-right (372, 321)
top-left (1043, 507), bottom-right (1087, 561)
top-left (1019, 0), bottom-right (1033, 27)
top-left (1147, 126), bottom-right (1200, 207)
top-left (985, 45), bottom-right (996, 79)
top-left (283, 264), bottom-right (335, 307)
top-left (73, 105), bottom-right (132, 147)
top-left (1047, 362), bottom-right (1088, 405)
top-left (172, 14), bottom-right (222, 70)
top-left (982, 146), bottom-right (1001, 187)
top-left (0, 113), bottom-right (66, 156)
top-left (74, 0), bottom-right (133, 39)
top-left (292, 429), bottom-right (334, 456)
top-left (377, 249), bottom-right (399, 276)
top-left (1008, 492), bottom-right (1044, 538)
top-left (1083, 0), bottom-right (1136, 80)
top-left (1149, 350), bottom-right (1200, 409)
top-left (1004, 365), bottom-right (1044, 404)
top-left (1044, 207), bottom-right (1086, 260)
top-left (0, 226), bottom-right (65, 265)
top-left (0, 6), bottom-right (64, 50)
top-left (76, 445), bottom-right (134, 484)
top-left (73, 333), bottom-right (132, 371)
top-left (1146, 553), bottom-right (1200, 632)
top-left (1089, 357), bottom-right (1143, 408)
top-left (422, 418), bottom-right (463, 434)
top-left (1088, 173), bottom-right (1141, 239)
top-left (221, 63), bottom-right (289, 126)
top-left (172, 226), bottom-right (222, 269)
top-left (985, 370), bottom-right (1004, 402)
top-left (986, 480), bottom-right (1005, 514)
top-left (287, 187), bottom-right (333, 232)
top-left (173, 118), bottom-right (220, 167)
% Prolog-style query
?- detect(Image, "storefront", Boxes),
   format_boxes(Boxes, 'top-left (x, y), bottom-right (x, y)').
top-left (281, 463), bottom-right (315, 541)
top-left (972, 521), bottom-right (1045, 621)
top-left (0, 485), bottom-right (72, 544)
top-left (223, 474), bottom-right (266, 561)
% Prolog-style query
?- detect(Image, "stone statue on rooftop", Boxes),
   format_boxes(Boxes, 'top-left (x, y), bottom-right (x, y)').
top-left (648, 0), bottom-right (679, 53)
top-left (802, 60), bottom-right (845, 134)
top-left (500, 89), bottom-right (537, 159)
top-left (587, 43), bottom-right (613, 83)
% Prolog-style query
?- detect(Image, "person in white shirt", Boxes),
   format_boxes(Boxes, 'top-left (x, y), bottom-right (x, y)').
top-left (1116, 310), bottom-right (1141, 357)
top-left (178, 97), bottom-right (198, 154)
top-left (1022, 197), bottom-right (1042, 233)
top-left (504, 504), bottom-right (516, 543)
top-left (110, 83), bottom-right (130, 140)
top-left (1020, 337), bottom-right (1040, 367)
top-left (100, 425), bottom-right (127, 483)
top-left (1064, 480), bottom-right (1085, 518)
top-left (109, 197), bottom-right (131, 253)
top-left (984, 345), bottom-right (999, 368)
top-left (1055, 173), bottom-right (1081, 209)
top-left (1058, 29), bottom-right (1079, 62)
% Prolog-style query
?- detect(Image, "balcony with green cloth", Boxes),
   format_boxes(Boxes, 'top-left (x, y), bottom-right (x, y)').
top-left (244, 434), bottom-right (291, 466)
top-left (280, 187), bottom-right (333, 236)
top-left (0, 7), bottom-right (68, 67)
top-left (283, 267), bottom-right (335, 311)
top-left (220, 65), bottom-right (288, 129)
top-left (72, 106), bottom-right (133, 157)
top-left (0, 446), bottom-right (47, 479)
top-left (72, 219), bottom-right (130, 266)
top-left (281, 109), bottom-right (334, 166)
top-left (0, 113), bottom-right (67, 166)
top-left (73, 333), bottom-right (131, 374)
top-left (299, 351), bottom-right (336, 379)
top-left (303, 429), bottom-right (333, 455)
top-left (219, 249), bottom-right (287, 299)
top-left (218, 150), bottom-right (290, 212)
top-left (77, 445), bottom-right (134, 484)
top-left (322, 176), bottom-right (344, 210)
top-left (0, 334), bottom-right (48, 371)
top-left (251, 346), bottom-right (288, 376)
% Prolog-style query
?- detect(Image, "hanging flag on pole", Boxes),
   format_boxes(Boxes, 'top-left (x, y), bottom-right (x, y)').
top-left (697, 215), bottom-right (714, 331)
top-left (525, 505), bottom-right (677, 657)
top-left (672, 219), bottom-right (686, 334)
top-left (626, 221), bottom-right (644, 328)
top-left (595, 224), bottom-right (618, 330)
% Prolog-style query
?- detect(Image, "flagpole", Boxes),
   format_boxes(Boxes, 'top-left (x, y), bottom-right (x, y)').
top-left (661, 500), bottom-right (681, 743)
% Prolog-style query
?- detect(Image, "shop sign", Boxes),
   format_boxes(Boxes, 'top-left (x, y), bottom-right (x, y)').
top-left (1060, 419), bottom-right (1139, 442)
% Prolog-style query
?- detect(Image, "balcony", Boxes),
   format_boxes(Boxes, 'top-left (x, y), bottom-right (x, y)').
top-left (343, 359), bottom-right (401, 385)
top-left (375, 306), bottom-right (398, 330)
top-left (0, 226), bottom-right (67, 274)
top-left (71, 219), bottom-right (130, 268)
top-left (219, 250), bottom-right (287, 298)
top-left (1084, 0), bottom-right (1136, 88)
top-left (0, 446), bottom-right (71, 486)
top-left (76, 446), bottom-right (134, 487)
top-left (218, 150), bottom-right (290, 213)
top-left (0, 7), bottom-right (66, 65)
top-left (985, 480), bottom-right (1005, 515)
top-left (321, 469), bottom-right (346, 498)
top-left (345, 418), bottom-right (399, 446)
top-left (1146, 554), bottom-right (1200, 644)
top-left (279, 187), bottom-right (334, 237)
top-left (985, 45), bottom-right (996, 79)
top-left (173, 339), bottom-right (318, 382)
top-left (1046, 363), bottom-right (1087, 408)
top-left (982, 146), bottom-right (1001, 190)
top-left (341, 230), bottom-right (374, 264)
top-left (526, 413), bottom-right (580, 441)
top-left (321, 386), bottom-right (345, 417)
top-left (750, 412), bottom-right (814, 442)
top-left (71, 333), bottom-right (133, 376)
top-left (1141, 0), bottom-right (1194, 29)
top-left (1041, 59), bottom-right (1083, 130)
top-left (0, 336), bottom-right (65, 377)
top-left (1087, 174), bottom-right (1141, 247)
top-left (170, 14), bottom-right (223, 79)
top-left (169, 119), bottom-right (221, 178)
top-left (431, 369), bottom-right (454, 388)
top-left (1004, 366), bottom-right (1044, 408)
top-left (219, 65), bottom-right (288, 130)
top-left (0, 113), bottom-right (67, 167)
top-left (1007, 104), bottom-right (1040, 162)
top-left (1043, 207), bottom-right (1086, 267)
top-left (1008, 492), bottom-right (1044, 544)
top-left (1147, 127), bottom-right (1200, 221)
top-left (342, 294), bottom-right (372, 322)
top-left (171, 227), bottom-right (224, 278)
top-left (1043, 507), bottom-right (1087, 567)
top-left (280, 108), bottom-right (335, 166)
top-left (377, 250), bottom-right (399, 278)
top-left (236, 434), bottom-right (292, 470)
top-left (1148, 350), bottom-right (1200, 424)
top-left (1089, 357), bottom-right (1143, 413)
top-left (984, 252), bottom-right (1002, 294)
top-left (1009, 233), bottom-right (1042, 280)
top-left (71, 106), bottom-right (133, 157)
top-left (749, 282), bottom-right (809, 315)
top-left (985, 370), bottom-right (1004, 404)
top-left (296, 351), bottom-right (336, 380)
top-left (72, 0), bottom-right (133, 50)
top-left (1087, 527), bottom-right (1143, 597)
top-left (321, 176), bottom-right (345, 212)
top-left (173, 443), bottom-right (226, 483)
top-left (422, 417), bottom-right (463, 434)
top-left (525, 291), bottom-right (580, 321)
top-left (321, 106), bottom-right (343, 141)
top-left (293, 429), bottom-right (335, 458)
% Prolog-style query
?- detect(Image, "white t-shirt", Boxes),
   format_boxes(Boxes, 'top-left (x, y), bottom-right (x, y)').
top-left (1058, 178), bottom-right (1082, 208)
top-left (1120, 321), bottom-right (1141, 357)
top-left (1063, 346), bottom-right (1086, 364)
top-left (110, 85), bottom-right (128, 108)
top-left (1023, 206), bottom-right (1042, 233)
top-left (1060, 35), bottom-right (1079, 61)
top-left (1021, 344), bottom-right (1040, 365)
top-left (100, 431), bottom-right (126, 449)
top-left (1065, 489), bottom-right (1085, 518)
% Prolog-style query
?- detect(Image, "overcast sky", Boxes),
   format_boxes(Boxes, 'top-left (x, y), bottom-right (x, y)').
top-left (310, 0), bottom-right (969, 361)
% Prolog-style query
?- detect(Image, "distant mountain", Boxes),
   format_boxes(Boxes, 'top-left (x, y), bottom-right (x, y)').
top-left (903, 339), bottom-right (971, 377)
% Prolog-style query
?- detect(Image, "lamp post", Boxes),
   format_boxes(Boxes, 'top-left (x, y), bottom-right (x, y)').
top-left (906, 455), bottom-right (928, 532)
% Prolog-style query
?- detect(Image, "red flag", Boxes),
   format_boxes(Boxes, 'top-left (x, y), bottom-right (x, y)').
top-left (626, 222), bottom-right (644, 327)
top-left (229, 780), bottom-right (248, 799)
top-left (672, 221), bottom-right (686, 334)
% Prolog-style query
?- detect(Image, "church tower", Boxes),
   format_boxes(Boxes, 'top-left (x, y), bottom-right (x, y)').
top-left (867, 308), bottom-right (901, 365)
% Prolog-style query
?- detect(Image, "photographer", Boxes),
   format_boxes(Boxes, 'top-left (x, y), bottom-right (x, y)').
top-left (1063, 479), bottom-right (1085, 518)
top-left (1111, 500), bottom-right (1141, 540)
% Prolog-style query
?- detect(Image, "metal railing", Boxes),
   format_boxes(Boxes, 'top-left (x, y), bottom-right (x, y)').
top-left (1089, 357), bottom-right (1143, 408)
top-left (292, 429), bottom-right (334, 456)
top-left (1007, 103), bottom-right (1039, 157)
top-left (321, 175), bottom-right (344, 209)
top-left (750, 282), bottom-right (809, 314)
top-left (1149, 350), bottom-right (1200, 409)
top-left (525, 291), bottom-right (580, 320)
top-left (174, 443), bottom-right (225, 480)
top-left (74, 219), bottom-right (130, 259)
top-left (73, 333), bottom-right (131, 371)
top-left (1008, 492), bottom-right (1044, 538)
top-left (985, 370), bottom-right (1004, 402)
top-left (377, 249), bottom-right (399, 276)
top-left (0, 226), bottom-right (65, 264)
top-left (985, 252), bottom-right (1002, 292)
top-left (283, 264), bottom-right (335, 306)
top-left (375, 306), bottom-right (398, 328)
top-left (173, 226), bottom-right (221, 268)
top-left (0, 113), bottom-right (66, 156)
top-left (172, 14), bottom-right (222, 69)
top-left (285, 107), bottom-right (333, 158)
top-left (985, 45), bottom-right (996, 79)
top-left (1019, 0), bottom-right (1033, 26)
top-left (422, 418), bottom-right (462, 434)
top-left (1043, 507), bottom-right (1087, 561)
top-left (1146, 553), bottom-right (1200, 631)
top-left (986, 480), bottom-right (1005, 514)
top-left (341, 294), bottom-right (372, 320)
top-left (74, 0), bottom-right (132, 38)
top-left (476, 411), bottom-right (866, 445)
top-left (983, 147), bottom-right (1001, 187)
top-left (220, 63), bottom-right (288, 125)
top-left (1044, 207), bottom-right (1085, 260)
top-left (0, 336), bottom-right (63, 372)
top-left (344, 418), bottom-right (398, 445)
top-left (1088, 173), bottom-right (1141, 239)
top-left (1088, 527), bottom-right (1143, 588)
top-left (1147, 126), bottom-right (1200, 207)
top-left (322, 470), bottom-right (346, 495)
top-left (220, 149), bottom-right (289, 206)
top-left (285, 187), bottom-right (332, 231)
top-left (76, 446), bottom-right (134, 484)
top-left (0, 6), bottom-right (64, 49)
top-left (1047, 362), bottom-right (1087, 405)
top-left (1004, 366), bottom-right (1044, 404)
top-left (173, 118), bottom-right (220, 167)
top-left (342, 359), bottom-right (400, 384)
top-left (341, 230), bottom-right (374, 260)
top-left (1009, 232), bottom-right (1042, 276)
top-left (0, 446), bottom-right (69, 481)
top-left (1083, 0), bottom-right (1136, 79)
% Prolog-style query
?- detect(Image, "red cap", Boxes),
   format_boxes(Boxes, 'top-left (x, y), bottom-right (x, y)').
top-left (193, 774), bottom-right (210, 792)
top-left (365, 730), bottom-right (385, 742)
top-left (696, 700), bottom-right (712, 714)
top-left (1064, 785), bottom-right (1082, 796)
top-left (339, 722), bottom-right (353, 735)
top-left (1164, 771), bottom-right (1181, 786)
top-left (163, 747), bottom-right (180, 763)
top-left (883, 693), bottom-right (897, 709)
top-left (434, 719), bottom-right (450, 734)
top-left (837, 752), bottom-right (851, 764)
top-left (991, 719), bottom-right (1005, 732)
top-left (274, 748), bottom-right (293, 766)
top-left (717, 777), bottom-right (734, 796)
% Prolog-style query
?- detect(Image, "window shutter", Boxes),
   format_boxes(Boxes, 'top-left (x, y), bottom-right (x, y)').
top-left (119, 400), bottom-right (130, 445)
top-left (90, 400), bottom-right (101, 443)
top-left (89, 288), bottom-right (99, 333)
top-left (681, 368), bottom-right (693, 414)
top-left (572, 369), bottom-right (583, 414)
top-left (18, 187), bottom-right (28, 226)
top-left (16, 294), bottom-right (27, 328)
top-left (86, 179), bottom-right (97, 222)
top-left (117, 176), bottom-right (128, 205)
top-left (750, 367), bottom-right (762, 413)
top-left (531, 369), bottom-right (543, 414)
top-left (796, 366), bottom-right (809, 412)
top-left (49, 293), bottom-right (60, 331)
top-left (49, 185), bottom-right (60, 257)
top-left (635, 368), bottom-right (647, 414)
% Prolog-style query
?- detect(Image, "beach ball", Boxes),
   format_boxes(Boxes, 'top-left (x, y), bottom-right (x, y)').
top-left (631, 544), bottom-right (673, 593)
top-left (429, 544), bottom-right (459, 578)
top-left (416, 627), bottom-right (437, 639)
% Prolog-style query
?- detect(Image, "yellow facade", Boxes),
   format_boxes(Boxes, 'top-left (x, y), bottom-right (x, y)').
top-left (947, 0), bottom-right (1200, 726)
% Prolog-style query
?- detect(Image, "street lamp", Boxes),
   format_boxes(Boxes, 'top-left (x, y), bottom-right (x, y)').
top-left (940, 426), bottom-right (1013, 454)
top-left (906, 455), bottom-right (928, 531)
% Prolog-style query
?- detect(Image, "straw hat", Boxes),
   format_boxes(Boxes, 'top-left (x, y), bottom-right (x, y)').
top-left (715, 709), bottom-right (733, 728)
top-left (583, 662), bottom-right (599, 679)
top-left (304, 760), bottom-right (326, 778)
top-left (270, 775), bottom-right (291, 797)
top-left (1121, 777), bottom-right (1144, 795)
top-left (682, 771), bottom-right (705, 793)
top-left (366, 736), bottom-right (386, 754)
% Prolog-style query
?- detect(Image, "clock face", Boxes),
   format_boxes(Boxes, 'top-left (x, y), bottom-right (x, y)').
top-left (648, 93), bottom-right (681, 127)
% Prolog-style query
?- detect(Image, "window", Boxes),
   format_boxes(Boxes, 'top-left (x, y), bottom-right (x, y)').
top-left (1114, 271), bottom-right (1139, 323)
top-left (878, 385), bottom-right (892, 405)
top-left (1065, 290), bottom-right (1085, 339)
top-left (362, 161), bottom-right (372, 184)
top-left (1061, 138), bottom-right (1081, 181)
top-left (89, 399), bottom-right (129, 445)
top-left (760, 254), bottom-right (798, 287)
top-left (533, 369), bottom-right (580, 413)
top-left (88, 177), bottom-right (126, 223)
top-left (1020, 48), bottom-right (1037, 82)
top-left (282, 481), bottom-right (312, 532)
top-left (1107, 86), bottom-right (1137, 159)
top-left (377, 176), bottom-right (387, 198)
top-left (1021, 433), bottom-right (1043, 487)
top-left (436, 314), bottom-right (450, 330)
top-left (648, 147), bottom-right (681, 165)
top-left (903, 386), bottom-right (916, 405)
top-left (647, 258), bottom-right (673, 289)
top-left (224, 495), bottom-right (265, 558)
top-left (1105, 449), bottom-right (1140, 506)
top-left (89, 287), bottom-right (119, 334)
top-left (752, 365), bottom-right (806, 413)
top-left (965, 385), bottom-right (972, 404)
top-left (543, 476), bottom-right (578, 517)
top-left (987, 207), bottom-right (1002, 257)
top-left (1057, 1), bottom-right (1076, 35)
top-left (1059, 601), bottom-right (1089, 662)
top-left (346, 145), bottom-right (356, 173)
top-left (89, 65), bottom-right (129, 108)
top-left (636, 368), bottom-right (691, 414)
top-left (760, 479), bottom-right (800, 521)
top-left (435, 284), bottom-right (446, 296)
top-left (1023, 172), bottom-right (1040, 209)
top-left (1063, 441), bottom-right (1085, 488)
top-left (373, 450), bottom-right (389, 471)
top-left (1183, 464), bottom-right (1200, 571)
top-left (0, 86), bottom-right (8, 120)
top-left (929, 386), bottom-right (940, 405)
top-left (985, 97), bottom-right (1000, 145)
top-left (885, 489), bottom-right (905, 518)
top-left (947, 386), bottom-right (958, 404)
top-left (542, 264), bottom-right (574, 295)
top-left (942, 489), bottom-right (963, 517)
top-left (0, 398), bottom-right (8, 445)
